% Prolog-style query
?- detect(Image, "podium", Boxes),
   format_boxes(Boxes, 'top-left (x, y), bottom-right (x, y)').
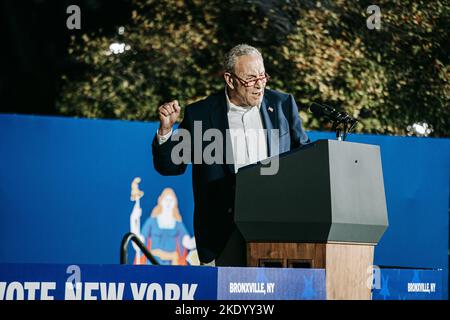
top-left (234, 139), bottom-right (389, 300)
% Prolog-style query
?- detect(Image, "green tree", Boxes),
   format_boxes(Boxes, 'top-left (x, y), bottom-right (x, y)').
top-left (57, 0), bottom-right (449, 137)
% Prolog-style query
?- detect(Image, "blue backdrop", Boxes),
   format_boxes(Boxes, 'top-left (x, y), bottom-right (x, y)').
top-left (0, 114), bottom-right (448, 297)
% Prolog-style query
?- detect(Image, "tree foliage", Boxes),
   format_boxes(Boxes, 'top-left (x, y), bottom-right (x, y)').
top-left (57, 0), bottom-right (449, 137)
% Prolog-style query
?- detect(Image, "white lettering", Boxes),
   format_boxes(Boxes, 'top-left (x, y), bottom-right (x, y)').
top-left (40, 282), bottom-right (55, 300)
top-left (24, 282), bottom-right (39, 300)
top-left (65, 282), bottom-right (82, 300)
top-left (84, 282), bottom-right (99, 300)
top-left (130, 283), bottom-right (147, 300)
top-left (182, 283), bottom-right (197, 300)
top-left (146, 283), bottom-right (163, 300)
top-left (100, 282), bottom-right (125, 300)
top-left (165, 283), bottom-right (180, 300)
top-left (6, 282), bottom-right (24, 300)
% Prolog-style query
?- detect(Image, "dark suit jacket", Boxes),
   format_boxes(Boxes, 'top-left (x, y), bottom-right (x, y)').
top-left (152, 88), bottom-right (309, 263)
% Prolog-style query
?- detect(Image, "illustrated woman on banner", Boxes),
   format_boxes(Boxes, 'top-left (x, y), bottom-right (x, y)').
top-left (131, 185), bottom-right (198, 265)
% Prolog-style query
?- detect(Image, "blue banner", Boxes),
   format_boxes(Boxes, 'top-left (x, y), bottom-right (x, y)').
top-left (218, 267), bottom-right (325, 300)
top-left (0, 263), bottom-right (217, 300)
top-left (372, 268), bottom-right (444, 300)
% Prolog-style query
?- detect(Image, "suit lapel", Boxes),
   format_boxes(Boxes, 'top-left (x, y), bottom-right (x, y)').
top-left (259, 93), bottom-right (276, 156)
top-left (209, 91), bottom-right (235, 174)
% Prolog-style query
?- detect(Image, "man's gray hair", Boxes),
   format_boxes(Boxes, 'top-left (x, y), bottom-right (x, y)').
top-left (223, 44), bottom-right (263, 73)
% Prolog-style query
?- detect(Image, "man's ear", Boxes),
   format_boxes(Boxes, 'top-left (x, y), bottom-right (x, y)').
top-left (224, 73), bottom-right (235, 90)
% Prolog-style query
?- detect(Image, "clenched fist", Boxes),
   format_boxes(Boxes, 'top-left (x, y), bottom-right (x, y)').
top-left (158, 100), bottom-right (181, 136)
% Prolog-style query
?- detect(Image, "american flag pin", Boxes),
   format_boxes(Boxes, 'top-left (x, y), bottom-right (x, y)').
top-left (268, 106), bottom-right (274, 112)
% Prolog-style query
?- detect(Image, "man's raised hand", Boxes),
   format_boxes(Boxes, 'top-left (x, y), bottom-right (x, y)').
top-left (158, 100), bottom-right (181, 136)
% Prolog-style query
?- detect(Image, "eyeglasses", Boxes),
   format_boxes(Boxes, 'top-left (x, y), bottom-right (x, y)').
top-left (228, 72), bottom-right (270, 87)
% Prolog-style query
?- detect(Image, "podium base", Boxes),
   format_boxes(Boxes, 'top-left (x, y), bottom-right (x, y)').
top-left (247, 241), bottom-right (374, 300)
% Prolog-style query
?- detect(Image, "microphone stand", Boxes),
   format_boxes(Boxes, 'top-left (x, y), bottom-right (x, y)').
top-left (331, 112), bottom-right (356, 141)
top-left (331, 120), bottom-right (344, 141)
top-left (310, 103), bottom-right (358, 141)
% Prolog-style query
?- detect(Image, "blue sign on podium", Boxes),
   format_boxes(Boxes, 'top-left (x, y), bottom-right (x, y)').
top-left (218, 267), bottom-right (325, 300)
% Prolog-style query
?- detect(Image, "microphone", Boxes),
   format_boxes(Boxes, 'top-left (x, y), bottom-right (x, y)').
top-left (309, 103), bottom-right (356, 126)
top-left (310, 102), bottom-right (341, 121)
top-left (309, 103), bottom-right (358, 141)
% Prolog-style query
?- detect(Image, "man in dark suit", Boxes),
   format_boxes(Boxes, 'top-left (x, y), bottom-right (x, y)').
top-left (152, 44), bottom-right (309, 266)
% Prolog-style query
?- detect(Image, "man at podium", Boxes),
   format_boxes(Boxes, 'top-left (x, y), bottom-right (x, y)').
top-left (152, 44), bottom-right (309, 266)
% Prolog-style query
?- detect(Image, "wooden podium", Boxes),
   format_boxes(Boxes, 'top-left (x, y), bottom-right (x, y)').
top-left (234, 140), bottom-right (389, 300)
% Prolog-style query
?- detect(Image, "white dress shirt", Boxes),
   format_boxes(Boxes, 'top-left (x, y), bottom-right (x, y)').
top-left (225, 90), bottom-right (267, 173)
